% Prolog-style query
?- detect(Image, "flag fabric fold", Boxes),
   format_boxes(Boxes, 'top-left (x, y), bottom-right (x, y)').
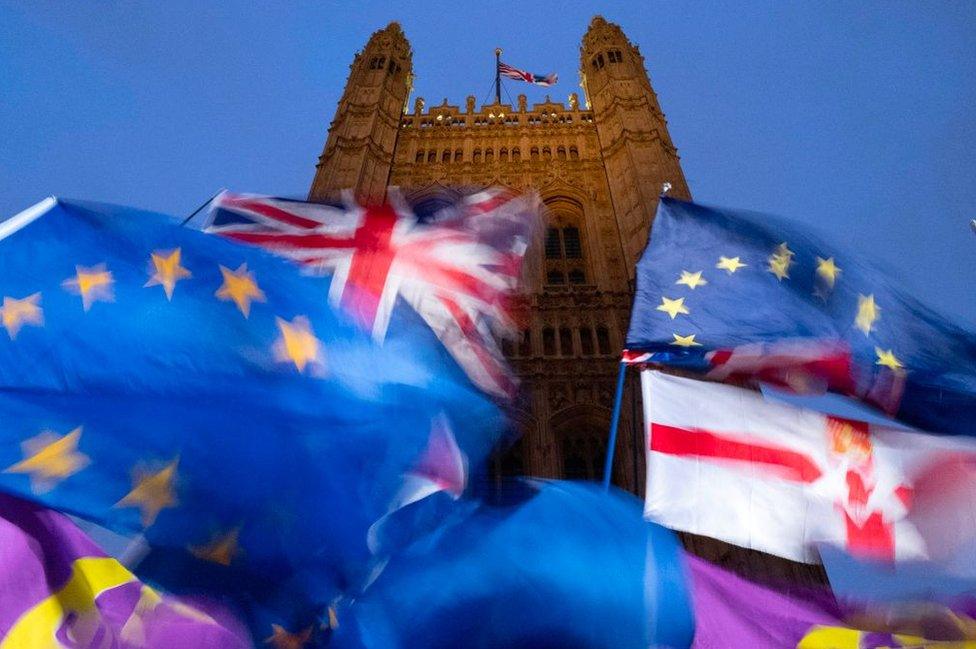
top-left (330, 480), bottom-right (694, 649)
top-left (625, 197), bottom-right (976, 437)
top-left (0, 492), bottom-right (249, 647)
top-left (0, 196), bottom-right (508, 643)
top-left (498, 61), bottom-right (558, 86)
top-left (689, 553), bottom-right (976, 648)
top-left (641, 370), bottom-right (976, 564)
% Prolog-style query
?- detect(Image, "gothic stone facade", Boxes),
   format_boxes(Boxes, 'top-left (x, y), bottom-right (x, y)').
top-left (309, 17), bottom-right (692, 495)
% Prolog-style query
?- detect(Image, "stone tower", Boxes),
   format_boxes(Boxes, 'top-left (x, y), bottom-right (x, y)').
top-left (308, 22), bottom-right (412, 204)
top-left (309, 16), bottom-right (691, 495)
top-left (581, 16), bottom-right (692, 278)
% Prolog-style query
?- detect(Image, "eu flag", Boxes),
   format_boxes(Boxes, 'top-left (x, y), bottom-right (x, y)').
top-left (0, 197), bottom-right (507, 643)
top-left (626, 197), bottom-right (976, 437)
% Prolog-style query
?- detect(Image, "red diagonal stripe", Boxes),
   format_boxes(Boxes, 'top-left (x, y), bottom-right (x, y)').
top-left (220, 196), bottom-right (323, 229)
top-left (650, 423), bottom-right (823, 483)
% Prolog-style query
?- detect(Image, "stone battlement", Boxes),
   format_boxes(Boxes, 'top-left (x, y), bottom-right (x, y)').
top-left (401, 93), bottom-right (592, 129)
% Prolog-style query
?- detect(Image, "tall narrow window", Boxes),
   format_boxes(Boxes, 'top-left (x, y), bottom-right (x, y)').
top-left (441, 150), bottom-right (451, 163)
top-left (559, 327), bottom-right (573, 356)
top-left (542, 146), bottom-right (552, 159)
top-left (512, 147), bottom-right (521, 161)
top-left (500, 148), bottom-right (508, 162)
top-left (415, 150), bottom-right (425, 163)
top-left (568, 268), bottom-right (586, 284)
top-left (562, 227), bottom-right (582, 258)
top-left (569, 146), bottom-right (579, 160)
top-left (542, 328), bottom-right (556, 356)
top-left (579, 327), bottom-right (594, 356)
top-left (518, 329), bottom-right (532, 357)
top-left (544, 227), bottom-right (562, 259)
top-left (485, 148), bottom-right (494, 163)
top-left (427, 151), bottom-right (436, 163)
top-left (454, 149), bottom-right (463, 162)
top-left (596, 326), bottom-right (611, 356)
top-left (546, 270), bottom-right (565, 285)
top-left (530, 147), bottom-right (539, 161)
top-left (473, 148), bottom-right (482, 163)
top-left (557, 146), bottom-right (567, 160)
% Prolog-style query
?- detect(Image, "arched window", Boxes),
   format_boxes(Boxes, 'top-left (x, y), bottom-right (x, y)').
top-left (473, 148), bottom-right (482, 163)
top-left (415, 150), bottom-right (425, 163)
top-left (542, 328), bottom-right (556, 356)
top-left (569, 146), bottom-right (579, 160)
top-left (542, 146), bottom-right (552, 159)
top-left (559, 327), bottom-right (573, 356)
top-left (427, 151), bottom-right (436, 163)
top-left (579, 327), bottom-right (594, 356)
top-left (518, 329), bottom-right (532, 357)
top-left (441, 150), bottom-right (451, 163)
top-left (512, 147), bottom-right (521, 161)
top-left (485, 148), bottom-right (494, 163)
top-left (561, 429), bottom-right (606, 480)
top-left (608, 50), bottom-right (622, 63)
top-left (557, 146), bottom-right (567, 160)
top-left (500, 147), bottom-right (508, 162)
top-left (596, 326), bottom-right (611, 356)
top-left (454, 148), bottom-right (463, 162)
top-left (530, 147), bottom-right (539, 161)
top-left (376, 56), bottom-right (386, 69)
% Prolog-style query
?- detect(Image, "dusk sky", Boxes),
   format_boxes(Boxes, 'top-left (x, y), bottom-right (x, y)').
top-left (2, 1), bottom-right (973, 325)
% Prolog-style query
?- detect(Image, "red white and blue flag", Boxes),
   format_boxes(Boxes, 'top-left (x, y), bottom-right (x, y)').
top-left (498, 61), bottom-right (557, 87)
top-left (204, 188), bottom-right (540, 398)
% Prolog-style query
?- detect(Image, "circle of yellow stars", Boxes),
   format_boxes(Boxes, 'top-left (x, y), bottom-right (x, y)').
top-left (654, 245), bottom-right (905, 373)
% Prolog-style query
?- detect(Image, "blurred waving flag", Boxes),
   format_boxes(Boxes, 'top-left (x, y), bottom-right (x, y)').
top-left (0, 492), bottom-right (248, 647)
top-left (330, 480), bottom-right (694, 649)
top-left (203, 189), bottom-right (539, 398)
top-left (0, 196), bottom-right (509, 644)
top-left (626, 197), bottom-right (976, 437)
top-left (689, 553), bottom-right (976, 648)
top-left (642, 371), bottom-right (976, 564)
top-left (498, 61), bottom-right (558, 87)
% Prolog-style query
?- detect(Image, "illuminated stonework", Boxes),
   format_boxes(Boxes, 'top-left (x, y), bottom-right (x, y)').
top-left (310, 17), bottom-right (691, 493)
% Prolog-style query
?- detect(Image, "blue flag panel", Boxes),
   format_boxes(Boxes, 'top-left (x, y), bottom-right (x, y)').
top-left (626, 198), bottom-right (976, 437)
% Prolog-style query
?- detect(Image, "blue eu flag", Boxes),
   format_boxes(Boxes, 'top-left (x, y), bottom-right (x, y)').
top-left (626, 197), bottom-right (976, 437)
top-left (0, 197), bottom-right (507, 643)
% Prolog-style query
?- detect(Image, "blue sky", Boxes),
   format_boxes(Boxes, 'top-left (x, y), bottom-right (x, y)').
top-left (1, 1), bottom-right (973, 325)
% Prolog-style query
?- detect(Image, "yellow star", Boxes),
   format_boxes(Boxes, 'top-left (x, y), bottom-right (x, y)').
top-left (190, 527), bottom-right (241, 566)
top-left (1, 293), bottom-right (43, 339)
top-left (716, 256), bottom-right (747, 274)
top-left (145, 248), bottom-right (192, 300)
top-left (675, 270), bottom-right (707, 289)
top-left (274, 316), bottom-right (324, 373)
top-left (215, 264), bottom-right (266, 317)
top-left (816, 257), bottom-right (842, 288)
top-left (875, 347), bottom-right (905, 372)
top-left (265, 624), bottom-right (313, 649)
top-left (671, 333), bottom-right (701, 347)
top-left (62, 264), bottom-right (114, 311)
top-left (115, 460), bottom-right (178, 527)
top-left (5, 427), bottom-right (90, 493)
top-left (855, 294), bottom-right (880, 336)
top-left (656, 296), bottom-right (690, 320)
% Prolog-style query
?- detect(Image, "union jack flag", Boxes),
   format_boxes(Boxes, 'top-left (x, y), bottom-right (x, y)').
top-left (204, 188), bottom-right (540, 398)
top-left (498, 61), bottom-right (558, 87)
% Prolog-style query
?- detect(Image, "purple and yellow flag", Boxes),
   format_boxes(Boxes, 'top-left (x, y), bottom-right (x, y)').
top-left (0, 493), bottom-right (248, 648)
top-left (689, 553), bottom-right (976, 648)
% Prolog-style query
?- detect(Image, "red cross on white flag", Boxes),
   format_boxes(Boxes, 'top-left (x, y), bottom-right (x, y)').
top-left (641, 371), bottom-right (976, 564)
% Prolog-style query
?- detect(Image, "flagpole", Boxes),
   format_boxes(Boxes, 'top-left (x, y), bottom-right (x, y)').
top-left (180, 188), bottom-right (226, 226)
top-left (602, 361), bottom-right (627, 489)
top-left (494, 48), bottom-right (502, 104)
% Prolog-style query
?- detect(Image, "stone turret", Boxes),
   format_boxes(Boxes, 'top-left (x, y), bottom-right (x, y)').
top-left (581, 15), bottom-right (691, 278)
top-left (308, 22), bottom-right (412, 203)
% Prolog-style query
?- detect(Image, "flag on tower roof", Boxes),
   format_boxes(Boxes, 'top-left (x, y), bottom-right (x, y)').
top-left (498, 61), bottom-right (558, 87)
